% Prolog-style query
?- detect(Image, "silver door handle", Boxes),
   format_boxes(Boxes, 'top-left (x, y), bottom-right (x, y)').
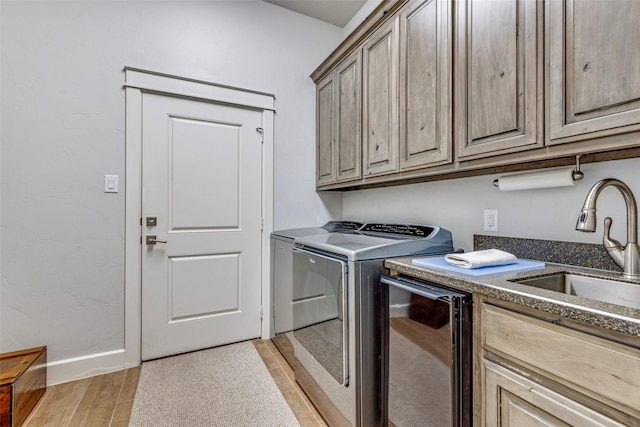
top-left (146, 235), bottom-right (167, 245)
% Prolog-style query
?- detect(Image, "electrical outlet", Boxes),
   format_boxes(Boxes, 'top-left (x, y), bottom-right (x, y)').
top-left (484, 209), bottom-right (499, 232)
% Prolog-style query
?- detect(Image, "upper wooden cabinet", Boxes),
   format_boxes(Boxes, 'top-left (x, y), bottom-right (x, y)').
top-left (315, 50), bottom-right (362, 187)
top-left (315, 0), bottom-right (453, 188)
top-left (312, 0), bottom-right (640, 190)
top-left (399, 0), bottom-right (452, 171)
top-left (316, 72), bottom-right (336, 186)
top-left (546, 0), bottom-right (640, 146)
top-left (454, 0), bottom-right (543, 160)
top-left (335, 51), bottom-right (363, 183)
top-left (363, 16), bottom-right (400, 177)
top-left (361, 0), bottom-right (454, 178)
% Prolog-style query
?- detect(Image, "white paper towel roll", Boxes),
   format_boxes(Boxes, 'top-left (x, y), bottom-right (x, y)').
top-left (497, 168), bottom-right (577, 191)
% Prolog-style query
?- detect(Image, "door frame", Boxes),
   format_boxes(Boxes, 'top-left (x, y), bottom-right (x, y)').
top-left (124, 67), bottom-right (275, 365)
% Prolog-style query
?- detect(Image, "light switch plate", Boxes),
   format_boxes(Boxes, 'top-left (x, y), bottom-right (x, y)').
top-left (104, 174), bottom-right (119, 193)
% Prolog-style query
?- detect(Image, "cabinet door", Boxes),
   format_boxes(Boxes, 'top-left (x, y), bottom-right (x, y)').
top-left (484, 360), bottom-right (626, 427)
top-left (483, 304), bottom-right (640, 416)
top-left (335, 50), bottom-right (362, 183)
top-left (363, 17), bottom-right (399, 177)
top-left (454, 0), bottom-right (543, 160)
top-left (547, 0), bottom-right (640, 145)
top-left (399, 0), bottom-right (452, 170)
top-left (316, 72), bottom-right (336, 186)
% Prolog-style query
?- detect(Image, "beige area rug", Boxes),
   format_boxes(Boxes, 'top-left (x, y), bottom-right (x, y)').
top-left (129, 341), bottom-right (299, 426)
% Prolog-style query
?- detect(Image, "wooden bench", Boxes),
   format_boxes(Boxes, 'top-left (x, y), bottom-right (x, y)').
top-left (0, 347), bottom-right (47, 427)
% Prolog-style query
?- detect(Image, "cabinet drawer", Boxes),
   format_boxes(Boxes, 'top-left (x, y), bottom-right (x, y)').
top-left (483, 360), bottom-right (626, 427)
top-left (482, 305), bottom-right (640, 413)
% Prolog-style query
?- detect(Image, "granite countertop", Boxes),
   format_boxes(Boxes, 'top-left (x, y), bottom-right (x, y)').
top-left (384, 256), bottom-right (640, 339)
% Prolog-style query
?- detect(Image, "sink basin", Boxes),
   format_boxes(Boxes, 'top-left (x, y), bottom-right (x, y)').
top-left (513, 273), bottom-right (640, 310)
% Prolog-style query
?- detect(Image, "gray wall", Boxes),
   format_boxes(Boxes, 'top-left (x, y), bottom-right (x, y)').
top-left (342, 158), bottom-right (640, 254)
top-left (0, 1), bottom-right (342, 362)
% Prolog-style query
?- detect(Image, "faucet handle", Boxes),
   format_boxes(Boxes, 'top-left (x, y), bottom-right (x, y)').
top-left (603, 217), bottom-right (625, 268)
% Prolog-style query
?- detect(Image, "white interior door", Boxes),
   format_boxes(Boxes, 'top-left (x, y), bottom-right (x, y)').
top-left (141, 92), bottom-right (263, 361)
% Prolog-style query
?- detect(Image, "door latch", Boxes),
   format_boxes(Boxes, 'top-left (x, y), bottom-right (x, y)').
top-left (146, 235), bottom-right (167, 245)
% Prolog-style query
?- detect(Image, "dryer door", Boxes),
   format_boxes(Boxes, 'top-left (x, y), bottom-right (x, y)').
top-left (292, 247), bottom-right (348, 386)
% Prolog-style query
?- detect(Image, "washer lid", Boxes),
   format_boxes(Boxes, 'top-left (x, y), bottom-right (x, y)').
top-left (294, 223), bottom-right (454, 261)
top-left (272, 220), bottom-right (363, 240)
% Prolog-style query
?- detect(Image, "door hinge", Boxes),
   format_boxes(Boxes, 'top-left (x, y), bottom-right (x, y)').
top-left (260, 306), bottom-right (264, 319)
top-left (261, 218), bottom-right (264, 232)
top-left (256, 127), bottom-right (264, 143)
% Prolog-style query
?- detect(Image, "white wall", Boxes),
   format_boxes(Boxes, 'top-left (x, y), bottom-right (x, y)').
top-left (343, 0), bottom-right (384, 37)
top-left (0, 0), bottom-right (342, 371)
top-left (343, 158), bottom-right (640, 254)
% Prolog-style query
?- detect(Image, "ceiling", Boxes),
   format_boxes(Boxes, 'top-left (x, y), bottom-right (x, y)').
top-left (263, 0), bottom-right (367, 27)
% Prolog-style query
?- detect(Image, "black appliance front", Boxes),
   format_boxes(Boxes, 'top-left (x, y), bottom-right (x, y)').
top-left (380, 275), bottom-right (472, 427)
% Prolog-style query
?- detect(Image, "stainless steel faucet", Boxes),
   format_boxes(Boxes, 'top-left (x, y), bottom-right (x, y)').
top-left (576, 179), bottom-right (640, 279)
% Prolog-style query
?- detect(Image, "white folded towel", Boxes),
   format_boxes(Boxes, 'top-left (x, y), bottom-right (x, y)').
top-left (444, 249), bottom-right (517, 269)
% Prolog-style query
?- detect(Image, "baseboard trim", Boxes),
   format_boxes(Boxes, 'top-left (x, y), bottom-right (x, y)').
top-left (46, 349), bottom-right (139, 386)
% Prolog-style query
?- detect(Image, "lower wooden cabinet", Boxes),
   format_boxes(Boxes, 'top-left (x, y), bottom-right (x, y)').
top-left (480, 304), bottom-right (640, 426)
top-left (483, 360), bottom-right (626, 427)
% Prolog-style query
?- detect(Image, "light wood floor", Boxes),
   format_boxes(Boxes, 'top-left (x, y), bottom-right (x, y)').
top-left (22, 339), bottom-right (327, 427)
top-left (22, 365), bottom-right (140, 427)
top-left (254, 339), bottom-right (328, 427)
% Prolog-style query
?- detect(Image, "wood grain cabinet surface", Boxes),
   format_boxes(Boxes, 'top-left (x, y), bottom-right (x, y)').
top-left (546, 0), bottom-right (640, 148)
top-left (399, 0), bottom-right (452, 171)
top-left (314, 0), bottom-right (453, 189)
top-left (483, 360), bottom-right (627, 427)
top-left (454, 0), bottom-right (543, 161)
top-left (315, 72), bottom-right (336, 186)
top-left (363, 0), bottom-right (454, 178)
top-left (315, 50), bottom-right (362, 187)
top-left (312, 0), bottom-right (640, 190)
top-left (480, 304), bottom-right (640, 426)
top-left (363, 16), bottom-right (399, 177)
